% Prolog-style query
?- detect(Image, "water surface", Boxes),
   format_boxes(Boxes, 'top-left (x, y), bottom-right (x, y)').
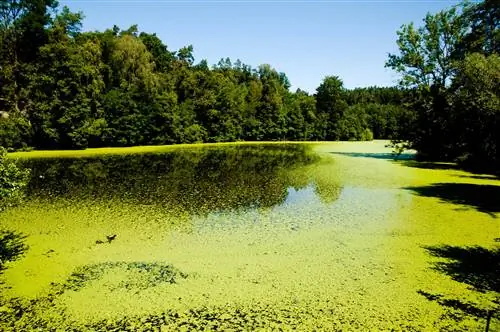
top-left (1, 141), bottom-right (498, 331)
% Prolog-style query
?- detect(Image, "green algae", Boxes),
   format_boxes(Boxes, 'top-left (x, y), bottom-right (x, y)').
top-left (7, 141), bottom-right (323, 159)
top-left (0, 141), bottom-right (499, 331)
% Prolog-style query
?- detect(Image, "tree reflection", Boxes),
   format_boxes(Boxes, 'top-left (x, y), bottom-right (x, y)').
top-left (19, 145), bottom-right (343, 215)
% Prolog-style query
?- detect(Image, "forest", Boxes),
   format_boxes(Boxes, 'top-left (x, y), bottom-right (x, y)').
top-left (0, 0), bottom-right (498, 170)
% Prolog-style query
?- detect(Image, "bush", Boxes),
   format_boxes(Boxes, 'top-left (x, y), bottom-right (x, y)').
top-left (0, 113), bottom-right (32, 150)
top-left (361, 128), bottom-right (374, 141)
top-left (0, 147), bottom-right (31, 212)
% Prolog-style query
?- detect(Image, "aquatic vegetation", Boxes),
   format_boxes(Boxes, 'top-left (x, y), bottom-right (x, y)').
top-left (0, 141), bottom-right (499, 330)
top-left (63, 262), bottom-right (189, 292)
top-left (17, 144), bottom-right (319, 213)
top-left (424, 245), bottom-right (500, 293)
top-left (7, 141), bottom-right (321, 159)
top-left (406, 183), bottom-right (500, 216)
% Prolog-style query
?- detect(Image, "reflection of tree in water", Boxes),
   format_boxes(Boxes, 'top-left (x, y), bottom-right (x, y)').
top-left (1, 147), bottom-right (346, 330)
top-left (314, 179), bottom-right (343, 204)
top-left (19, 145), bottom-right (340, 214)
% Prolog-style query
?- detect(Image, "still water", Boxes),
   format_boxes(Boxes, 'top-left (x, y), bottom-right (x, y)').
top-left (1, 142), bottom-right (498, 330)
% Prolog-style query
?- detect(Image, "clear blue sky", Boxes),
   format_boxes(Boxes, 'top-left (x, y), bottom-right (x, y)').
top-left (60, 0), bottom-right (460, 92)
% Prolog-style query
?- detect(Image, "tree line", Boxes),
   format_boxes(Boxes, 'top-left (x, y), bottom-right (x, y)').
top-left (0, 0), bottom-right (410, 150)
top-left (0, 0), bottom-right (498, 172)
top-left (386, 0), bottom-right (499, 171)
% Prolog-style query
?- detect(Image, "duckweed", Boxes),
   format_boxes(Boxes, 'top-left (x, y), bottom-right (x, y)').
top-left (1, 141), bottom-right (498, 331)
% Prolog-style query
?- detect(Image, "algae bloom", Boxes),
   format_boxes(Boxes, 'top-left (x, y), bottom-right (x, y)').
top-left (1, 141), bottom-right (499, 331)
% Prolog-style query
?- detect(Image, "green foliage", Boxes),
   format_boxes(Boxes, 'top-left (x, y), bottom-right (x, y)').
top-left (0, 147), bottom-right (30, 212)
top-left (109, 34), bottom-right (157, 91)
top-left (315, 76), bottom-right (349, 140)
top-left (455, 0), bottom-right (499, 57)
top-left (30, 34), bottom-right (105, 149)
top-left (387, 0), bottom-right (500, 171)
top-left (0, 111), bottom-right (32, 149)
top-left (0, 0), bottom-right (420, 150)
top-left (386, 4), bottom-right (468, 87)
top-left (451, 53), bottom-right (500, 169)
top-left (336, 105), bottom-right (370, 141)
top-left (139, 32), bottom-right (174, 72)
top-left (345, 86), bottom-right (410, 106)
top-left (0, 0), bottom-right (59, 116)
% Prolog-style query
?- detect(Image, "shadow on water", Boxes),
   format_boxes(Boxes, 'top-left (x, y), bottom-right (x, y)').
top-left (405, 183), bottom-right (500, 216)
top-left (424, 245), bottom-right (500, 293)
top-left (0, 230), bottom-right (27, 272)
top-left (330, 151), bottom-right (414, 160)
top-left (458, 175), bottom-right (500, 181)
top-left (396, 160), bottom-right (462, 171)
top-left (418, 245), bottom-right (500, 327)
top-left (397, 160), bottom-right (500, 178)
top-left (417, 290), bottom-right (495, 320)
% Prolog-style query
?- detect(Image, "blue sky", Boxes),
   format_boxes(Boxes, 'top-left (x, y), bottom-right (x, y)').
top-left (60, 0), bottom-right (460, 92)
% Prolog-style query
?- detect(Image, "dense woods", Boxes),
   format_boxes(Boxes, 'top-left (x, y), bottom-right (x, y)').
top-left (386, 0), bottom-right (499, 170)
top-left (0, 0), bottom-right (498, 171)
top-left (0, 0), bottom-right (409, 150)
top-left (0, 2), bottom-right (499, 330)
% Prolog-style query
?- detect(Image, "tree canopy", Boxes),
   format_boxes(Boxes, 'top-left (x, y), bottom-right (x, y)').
top-left (0, 0), bottom-right (407, 149)
top-left (0, 0), bottom-right (498, 172)
top-left (387, 0), bottom-right (499, 171)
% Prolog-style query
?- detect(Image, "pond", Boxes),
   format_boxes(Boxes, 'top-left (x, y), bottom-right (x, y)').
top-left (1, 141), bottom-right (499, 330)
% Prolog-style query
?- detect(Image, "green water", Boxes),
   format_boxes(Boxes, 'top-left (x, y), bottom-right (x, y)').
top-left (1, 141), bottom-right (498, 331)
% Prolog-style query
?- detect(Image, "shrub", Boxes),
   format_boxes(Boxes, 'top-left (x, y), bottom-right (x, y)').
top-left (0, 147), bottom-right (30, 212)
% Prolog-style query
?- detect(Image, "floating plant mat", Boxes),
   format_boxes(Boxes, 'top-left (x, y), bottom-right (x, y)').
top-left (1, 141), bottom-right (499, 331)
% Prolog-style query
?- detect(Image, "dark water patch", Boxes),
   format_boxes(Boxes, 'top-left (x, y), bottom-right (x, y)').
top-left (62, 262), bottom-right (188, 292)
top-left (0, 261), bottom-right (189, 330)
top-left (17, 145), bottom-right (323, 215)
top-left (75, 305), bottom-right (331, 331)
top-left (405, 183), bottom-right (500, 216)
top-left (0, 301), bottom-right (315, 331)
